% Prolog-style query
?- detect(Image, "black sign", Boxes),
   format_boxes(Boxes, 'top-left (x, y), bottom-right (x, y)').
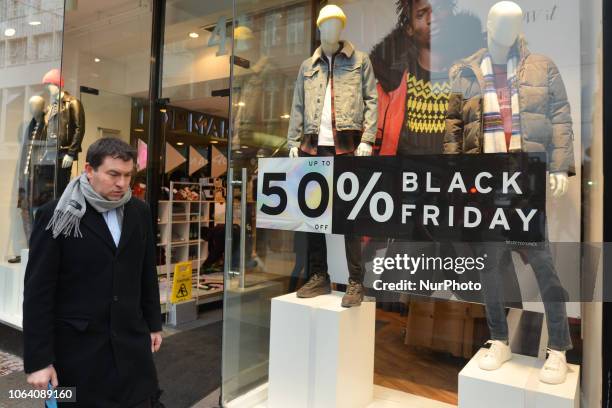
top-left (331, 153), bottom-right (547, 242)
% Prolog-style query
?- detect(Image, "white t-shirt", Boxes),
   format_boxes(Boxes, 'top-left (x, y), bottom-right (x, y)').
top-left (318, 55), bottom-right (335, 146)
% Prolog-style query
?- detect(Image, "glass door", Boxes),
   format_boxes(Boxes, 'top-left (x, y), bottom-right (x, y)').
top-left (221, 0), bottom-right (314, 404)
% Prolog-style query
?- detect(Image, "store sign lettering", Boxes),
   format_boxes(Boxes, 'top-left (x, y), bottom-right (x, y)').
top-left (256, 154), bottom-right (547, 243)
top-left (523, 5), bottom-right (558, 24)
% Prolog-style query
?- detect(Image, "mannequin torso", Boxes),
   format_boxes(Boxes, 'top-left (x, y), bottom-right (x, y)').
top-left (487, 1), bottom-right (568, 196)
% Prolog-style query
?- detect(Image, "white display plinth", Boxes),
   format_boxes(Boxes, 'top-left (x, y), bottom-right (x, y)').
top-left (459, 348), bottom-right (580, 408)
top-left (269, 291), bottom-right (375, 408)
top-left (0, 249), bottom-right (27, 329)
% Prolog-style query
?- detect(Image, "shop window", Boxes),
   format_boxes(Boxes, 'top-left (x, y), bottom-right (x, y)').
top-left (31, 33), bottom-right (53, 61)
top-left (262, 12), bottom-right (281, 51)
top-left (7, 38), bottom-right (27, 66)
top-left (0, 42), bottom-right (5, 68)
top-left (287, 6), bottom-right (305, 56)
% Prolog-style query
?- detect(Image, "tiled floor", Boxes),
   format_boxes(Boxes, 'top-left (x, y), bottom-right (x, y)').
top-left (0, 351), bottom-right (22, 377)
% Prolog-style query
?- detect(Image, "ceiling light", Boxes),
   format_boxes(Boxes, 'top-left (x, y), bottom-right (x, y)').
top-left (4, 28), bottom-right (16, 37)
top-left (189, 32), bottom-right (199, 39)
top-left (160, 108), bottom-right (166, 113)
top-left (29, 21), bottom-right (42, 26)
top-left (94, 57), bottom-right (101, 63)
top-left (237, 101), bottom-right (246, 107)
top-left (280, 114), bottom-right (290, 119)
top-left (177, 142), bottom-right (184, 146)
top-left (134, 128), bottom-right (144, 132)
top-left (210, 140), bottom-right (218, 144)
top-left (241, 145), bottom-right (248, 149)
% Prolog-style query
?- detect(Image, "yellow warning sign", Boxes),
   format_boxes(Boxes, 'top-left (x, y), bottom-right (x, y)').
top-left (170, 261), bottom-right (193, 304)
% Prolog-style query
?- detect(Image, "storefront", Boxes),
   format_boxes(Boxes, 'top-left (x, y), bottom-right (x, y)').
top-left (0, 0), bottom-right (609, 406)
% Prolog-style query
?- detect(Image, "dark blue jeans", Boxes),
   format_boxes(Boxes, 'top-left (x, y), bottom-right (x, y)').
top-left (474, 243), bottom-right (572, 351)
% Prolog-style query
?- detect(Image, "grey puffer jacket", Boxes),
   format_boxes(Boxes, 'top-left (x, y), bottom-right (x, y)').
top-left (444, 38), bottom-right (576, 175)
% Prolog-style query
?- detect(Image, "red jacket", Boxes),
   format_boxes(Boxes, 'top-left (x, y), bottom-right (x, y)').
top-left (375, 71), bottom-right (407, 156)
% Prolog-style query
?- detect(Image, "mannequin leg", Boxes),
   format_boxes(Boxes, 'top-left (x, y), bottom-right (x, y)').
top-left (307, 231), bottom-right (329, 278)
top-left (520, 247), bottom-right (572, 351)
top-left (55, 153), bottom-right (72, 196)
top-left (344, 234), bottom-right (364, 283)
top-left (474, 243), bottom-right (509, 342)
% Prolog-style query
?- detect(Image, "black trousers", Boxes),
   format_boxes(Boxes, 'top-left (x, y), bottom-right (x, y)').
top-left (298, 146), bottom-right (364, 283)
top-left (55, 152), bottom-right (72, 196)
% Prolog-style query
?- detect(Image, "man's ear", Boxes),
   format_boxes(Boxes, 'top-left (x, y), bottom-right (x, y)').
top-left (84, 163), bottom-right (94, 181)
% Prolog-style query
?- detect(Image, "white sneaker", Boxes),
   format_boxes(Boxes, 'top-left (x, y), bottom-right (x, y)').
top-left (539, 349), bottom-right (568, 384)
top-left (479, 340), bottom-right (512, 371)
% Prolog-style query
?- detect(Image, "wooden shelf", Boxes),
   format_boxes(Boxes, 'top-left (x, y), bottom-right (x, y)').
top-left (157, 180), bottom-right (220, 309)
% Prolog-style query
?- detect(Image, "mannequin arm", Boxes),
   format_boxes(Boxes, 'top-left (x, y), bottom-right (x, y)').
top-left (356, 142), bottom-right (372, 156)
top-left (549, 171), bottom-right (569, 197)
top-left (287, 64), bottom-right (306, 153)
top-left (547, 60), bottom-right (575, 176)
top-left (61, 155), bottom-right (73, 169)
top-left (444, 91), bottom-right (464, 154)
top-left (66, 98), bottom-right (85, 158)
top-left (360, 55), bottom-right (378, 145)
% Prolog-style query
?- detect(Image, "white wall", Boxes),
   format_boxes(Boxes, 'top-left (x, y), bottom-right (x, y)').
top-left (78, 90), bottom-right (132, 169)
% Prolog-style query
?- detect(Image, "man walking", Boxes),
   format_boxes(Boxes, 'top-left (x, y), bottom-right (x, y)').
top-left (23, 137), bottom-right (163, 407)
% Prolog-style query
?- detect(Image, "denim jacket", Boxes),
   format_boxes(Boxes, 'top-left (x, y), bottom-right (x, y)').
top-left (287, 41), bottom-right (378, 153)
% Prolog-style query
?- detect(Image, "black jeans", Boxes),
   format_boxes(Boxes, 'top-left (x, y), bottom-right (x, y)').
top-left (298, 146), bottom-right (364, 283)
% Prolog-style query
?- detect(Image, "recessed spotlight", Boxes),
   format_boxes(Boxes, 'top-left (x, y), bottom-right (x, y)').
top-left (29, 21), bottom-right (42, 26)
top-left (177, 142), bottom-right (184, 146)
top-left (237, 101), bottom-right (246, 107)
top-left (189, 32), bottom-right (199, 39)
top-left (94, 57), bottom-right (101, 63)
top-left (241, 145), bottom-right (249, 149)
top-left (210, 140), bottom-right (218, 144)
top-left (134, 128), bottom-right (144, 132)
top-left (4, 28), bottom-right (16, 37)
top-left (280, 114), bottom-right (290, 119)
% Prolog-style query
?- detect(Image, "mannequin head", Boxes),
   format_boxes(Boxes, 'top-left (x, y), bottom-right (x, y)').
top-left (45, 83), bottom-right (60, 99)
top-left (317, 5), bottom-right (346, 55)
top-left (234, 25), bottom-right (255, 52)
top-left (28, 95), bottom-right (45, 120)
top-left (487, 1), bottom-right (523, 49)
top-left (319, 18), bottom-right (343, 46)
top-left (41, 68), bottom-right (63, 100)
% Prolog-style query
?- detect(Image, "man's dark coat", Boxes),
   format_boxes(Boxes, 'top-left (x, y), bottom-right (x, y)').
top-left (23, 197), bottom-right (162, 407)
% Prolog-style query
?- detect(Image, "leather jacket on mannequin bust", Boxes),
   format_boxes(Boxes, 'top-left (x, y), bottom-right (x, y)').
top-left (47, 91), bottom-right (85, 160)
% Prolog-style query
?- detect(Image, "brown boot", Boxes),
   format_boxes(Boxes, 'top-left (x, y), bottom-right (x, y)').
top-left (341, 280), bottom-right (364, 307)
top-left (296, 273), bottom-right (331, 298)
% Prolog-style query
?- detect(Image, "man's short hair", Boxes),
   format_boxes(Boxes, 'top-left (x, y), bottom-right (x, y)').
top-left (396, 0), bottom-right (456, 29)
top-left (86, 137), bottom-right (137, 170)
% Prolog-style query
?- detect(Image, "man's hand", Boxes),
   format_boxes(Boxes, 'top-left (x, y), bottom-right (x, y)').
top-left (27, 365), bottom-right (58, 390)
top-left (549, 172), bottom-right (569, 197)
top-left (289, 147), bottom-right (299, 158)
top-left (356, 142), bottom-right (372, 156)
top-left (61, 155), bottom-right (74, 169)
top-left (151, 331), bottom-right (162, 353)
